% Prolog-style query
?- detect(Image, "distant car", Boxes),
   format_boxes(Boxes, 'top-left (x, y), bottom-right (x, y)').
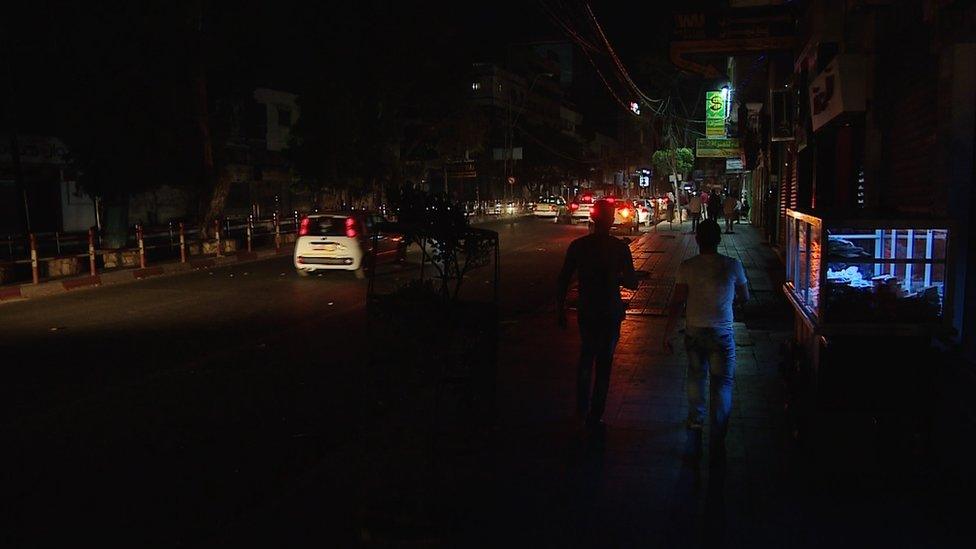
top-left (491, 201), bottom-right (516, 215)
top-left (613, 200), bottom-right (640, 234)
top-left (632, 199), bottom-right (654, 226)
top-left (590, 198), bottom-right (639, 234)
top-left (567, 193), bottom-right (596, 224)
top-left (533, 196), bottom-right (566, 219)
top-left (294, 212), bottom-right (402, 279)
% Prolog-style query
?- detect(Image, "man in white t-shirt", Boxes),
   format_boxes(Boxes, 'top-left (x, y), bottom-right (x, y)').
top-left (663, 219), bottom-right (749, 459)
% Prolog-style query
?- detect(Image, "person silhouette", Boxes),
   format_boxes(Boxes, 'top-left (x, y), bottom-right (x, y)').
top-left (558, 200), bottom-right (638, 429)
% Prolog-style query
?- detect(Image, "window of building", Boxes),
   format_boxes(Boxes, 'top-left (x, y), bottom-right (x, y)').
top-left (278, 107), bottom-right (292, 127)
top-left (471, 82), bottom-right (481, 91)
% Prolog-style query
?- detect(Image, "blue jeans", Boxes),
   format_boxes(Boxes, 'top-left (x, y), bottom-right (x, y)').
top-left (685, 327), bottom-right (736, 439)
top-left (578, 318), bottom-right (621, 421)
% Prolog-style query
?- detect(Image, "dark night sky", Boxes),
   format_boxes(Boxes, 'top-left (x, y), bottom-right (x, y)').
top-left (2, 1), bottom-right (709, 136)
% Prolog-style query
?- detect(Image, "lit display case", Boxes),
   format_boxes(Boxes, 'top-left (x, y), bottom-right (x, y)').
top-left (784, 210), bottom-right (950, 332)
top-left (783, 209), bottom-right (952, 421)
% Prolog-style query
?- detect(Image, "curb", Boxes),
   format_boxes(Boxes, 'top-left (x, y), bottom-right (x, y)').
top-left (1, 247), bottom-right (293, 304)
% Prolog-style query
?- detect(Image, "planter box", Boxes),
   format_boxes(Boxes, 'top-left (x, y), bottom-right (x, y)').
top-left (189, 239), bottom-right (239, 256)
top-left (0, 262), bottom-right (15, 284)
top-left (102, 250), bottom-right (141, 269)
top-left (46, 257), bottom-right (82, 277)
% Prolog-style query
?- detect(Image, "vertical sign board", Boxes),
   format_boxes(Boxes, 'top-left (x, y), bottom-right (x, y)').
top-left (705, 91), bottom-right (727, 138)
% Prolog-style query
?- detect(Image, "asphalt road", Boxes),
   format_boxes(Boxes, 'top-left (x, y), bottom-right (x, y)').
top-left (0, 217), bottom-right (597, 545)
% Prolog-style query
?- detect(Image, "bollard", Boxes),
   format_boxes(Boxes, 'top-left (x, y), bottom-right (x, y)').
top-left (274, 212), bottom-right (281, 253)
top-left (178, 222), bottom-right (187, 263)
top-left (29, 233), bottom-right (39, 284)
top-left (137, 224), bottom-right (146, 269)
top-left (88, 227), bottom-right (97, 277)
top-left (214, 218), bottom-right (222, 258)
top-left (246, 214), bottom-right (253, 252)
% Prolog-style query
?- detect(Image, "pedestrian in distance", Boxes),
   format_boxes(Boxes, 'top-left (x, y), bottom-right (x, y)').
top-left (558, 200), bottom-right (638, 431)
top-left (723, 194), bottom-right (738, 234)
top-left (688, 193), bottom-right (703, 233)
top-left (707, 191), bottom-right (723, 223)
top-left (666, 192), bottom-right (676, 225)
top-left (663, 219), bottom-right (749, 463)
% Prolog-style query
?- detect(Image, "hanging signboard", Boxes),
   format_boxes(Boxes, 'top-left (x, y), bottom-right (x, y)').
top-left (809, 54), bottom-right (866, 132)
top-left (726, 158), bottom-right (744, 172)
top-left (696, 138), bottom-right (742, 158)
top-left (705, 91), bottom-right (727, 138)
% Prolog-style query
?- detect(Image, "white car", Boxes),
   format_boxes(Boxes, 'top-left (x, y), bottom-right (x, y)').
top-left (632, 199), bottom-right (654, 226)
top-left (293, 212), bottom-right (401, 278)
top-left (568, 193), bottom-right (596, 223)
top-left (533, 196), bottom-right (565, 218)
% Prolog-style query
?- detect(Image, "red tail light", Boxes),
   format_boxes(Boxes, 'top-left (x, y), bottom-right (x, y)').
top-left (569, 203), bottom-right (579, 211)
top-left (605, 197), bottom-right (615, 204)
top-left (345, 217), bottom-right (358, 238)
top-left (299, 217), bottom-right (311, 236)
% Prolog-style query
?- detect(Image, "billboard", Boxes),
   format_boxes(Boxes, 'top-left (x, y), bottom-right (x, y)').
top-left (705, 91), bottom-right (727, 138)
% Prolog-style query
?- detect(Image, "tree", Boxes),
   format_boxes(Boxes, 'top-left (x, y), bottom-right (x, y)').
top-left (652, 147), bottom-right (694, 204)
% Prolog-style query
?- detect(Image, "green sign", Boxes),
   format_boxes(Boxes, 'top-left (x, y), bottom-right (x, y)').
top-left (696, 138), bottom-right (741, 158)
top-left (705, 91), bottom-right (727, 138)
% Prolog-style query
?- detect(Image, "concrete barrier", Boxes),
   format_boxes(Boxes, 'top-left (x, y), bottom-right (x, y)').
top-left (103, 250), bottom-right (141, 269)
top-left (46, 257), bottom-right (82, 277)
top-left (189, 239), bottom-right (239, 256)
top-left (0, 262), bottom-right (15, 284)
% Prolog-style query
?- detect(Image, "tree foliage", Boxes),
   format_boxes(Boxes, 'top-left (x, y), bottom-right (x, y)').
top-left (652, 148), bottom-right (694, 177)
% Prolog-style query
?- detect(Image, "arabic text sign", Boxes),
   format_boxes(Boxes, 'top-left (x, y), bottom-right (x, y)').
top-left (696, 138), bottom-right (741, 158)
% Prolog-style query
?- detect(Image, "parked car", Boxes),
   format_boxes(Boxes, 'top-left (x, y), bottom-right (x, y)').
top-left (293, 212), bottom-right (402, 279)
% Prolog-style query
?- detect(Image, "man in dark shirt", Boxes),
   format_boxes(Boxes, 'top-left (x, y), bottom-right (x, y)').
top-left (558, 200), bottom-right (638, 428)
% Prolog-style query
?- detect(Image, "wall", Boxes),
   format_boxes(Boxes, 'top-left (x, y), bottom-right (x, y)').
top-left (60, 181), bottom-right (96, 232)
top-left (253, 88), bottom-right (299, 152)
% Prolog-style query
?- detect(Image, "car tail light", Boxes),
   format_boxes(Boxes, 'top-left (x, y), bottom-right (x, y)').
top-left (569, 203), bottom-right (579, 211)
top-left (299, 217), bottom-right (311, 236)
top-left (642, 207), bottom-right (649, 213)
top-left (605, 197), bottom-right (615, 204)
top-left (345, 217), bottom-right (358, 238)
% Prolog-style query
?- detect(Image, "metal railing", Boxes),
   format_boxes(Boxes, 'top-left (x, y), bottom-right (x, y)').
top-left (0, 212), bottom-right (307, 287)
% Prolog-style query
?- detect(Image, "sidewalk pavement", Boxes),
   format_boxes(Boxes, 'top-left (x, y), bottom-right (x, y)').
top-left (447, 220), bottom-right (969, 547)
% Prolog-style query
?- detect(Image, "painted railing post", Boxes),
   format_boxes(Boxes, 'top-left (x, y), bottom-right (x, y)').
top-left (178, 222), bottom-right (187, 263)
top-left (246, 214), bottom-right (253, 252)
top-left (29, 233), bottom-right (39, 284)
top-left (274, 212), bottom-right (281, 253)
top-left (136, 224), bottom-right (146, 268)
top-left (214, 218), bottom-right (222, 258)
top-left (88, 227), bottom-right (97, 277)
